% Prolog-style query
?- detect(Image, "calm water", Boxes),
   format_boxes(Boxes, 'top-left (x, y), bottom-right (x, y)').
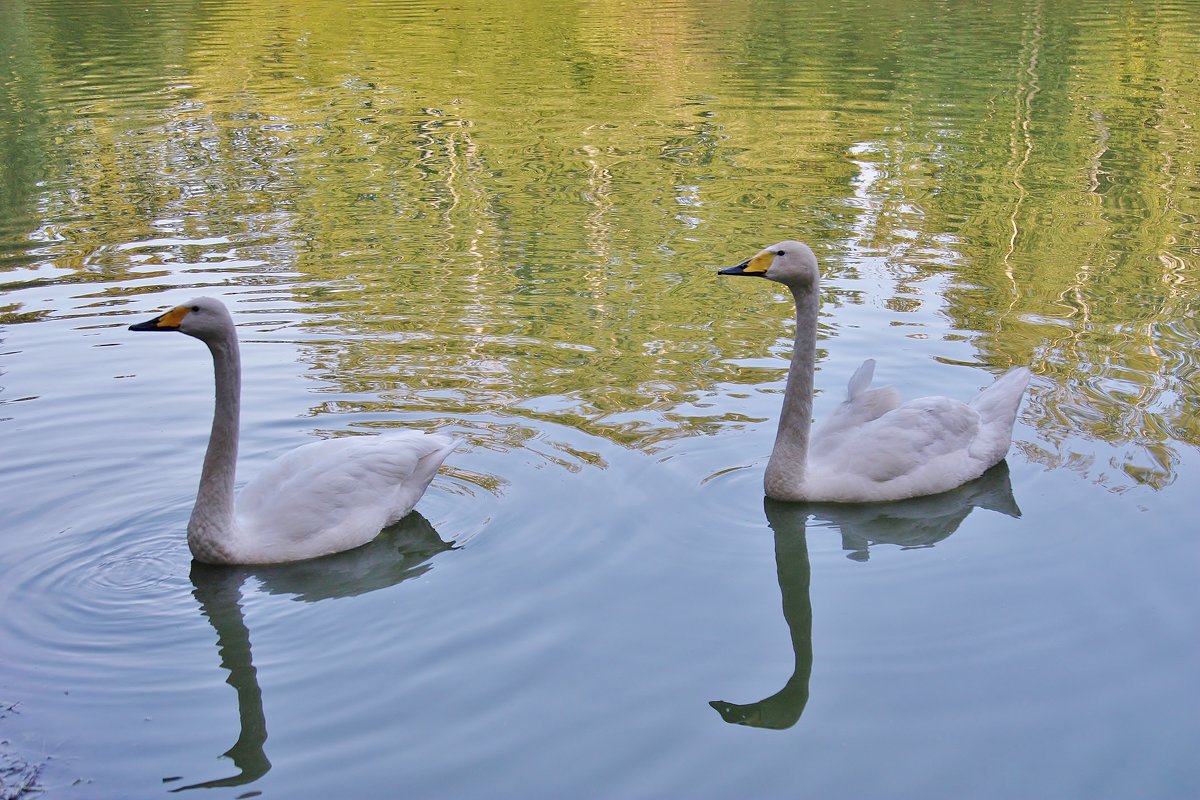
top-left (2, 0), bottom-right (1199, 796)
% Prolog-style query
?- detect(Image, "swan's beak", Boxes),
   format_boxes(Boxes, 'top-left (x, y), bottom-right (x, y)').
top-left (718, 251), bottom-right (772, 277)
top-left (129, 305), bottom-right (190, 332)
top-left (718, 260), bottom-right (752, 276)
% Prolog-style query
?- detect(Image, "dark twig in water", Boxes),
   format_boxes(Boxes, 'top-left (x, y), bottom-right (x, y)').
top-left (1, 753), bottom-right (44, 800)
top-left (1, 701), bottom-right (45, 799)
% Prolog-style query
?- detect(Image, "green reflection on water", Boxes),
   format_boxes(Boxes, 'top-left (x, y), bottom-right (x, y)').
top-left (1, 0), bottom-right (1197, 490)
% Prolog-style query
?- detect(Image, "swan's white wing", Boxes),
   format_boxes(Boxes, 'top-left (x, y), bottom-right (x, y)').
top-left (810, 359), bottom-right (902, 459)
top-left (824, 369), bottom-right (1029, 487)
top-left (811, 397), bottom-right (980, 493)
top-left (235, 432), bottom-right (457, 561)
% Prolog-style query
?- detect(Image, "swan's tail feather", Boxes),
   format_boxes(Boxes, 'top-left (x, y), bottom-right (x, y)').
top-left (846, 359), bottom-right (876, 400)
top-left (412, 434), bottom-right (460, 485)
top-left (383, 433), bottom-right (461, 527)
top-left (968, 367), bottom-right (1031, 464)
top-left (970, 367), bottom-right (1031, 416)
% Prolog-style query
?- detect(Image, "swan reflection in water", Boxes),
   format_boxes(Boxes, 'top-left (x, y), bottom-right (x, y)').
top-left (710, 462), bottom-right (1020, 730)
top-left (168, 511), bottom-right (455, 791)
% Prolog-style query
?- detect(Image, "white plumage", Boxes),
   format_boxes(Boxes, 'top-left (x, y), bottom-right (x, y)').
top-left (130, 297), bottom-right (458, 564)
top-left (720, 241), bottom-right (1030, 503)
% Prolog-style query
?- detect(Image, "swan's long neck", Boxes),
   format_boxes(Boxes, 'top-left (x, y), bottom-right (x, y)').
top-left (764, 284), bottom-right (818, 500)
top-left (188, 330), bottom-right (241, 563)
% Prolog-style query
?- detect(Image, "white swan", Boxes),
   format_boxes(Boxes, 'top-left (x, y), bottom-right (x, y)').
top-left (719, 241), bottom-right (1030, 503)
top-left (130, 297), bottom-right (458, 565)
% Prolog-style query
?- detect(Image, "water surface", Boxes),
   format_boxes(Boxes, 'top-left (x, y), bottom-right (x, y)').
top-left (2, 0), bottom-right (1198, 797)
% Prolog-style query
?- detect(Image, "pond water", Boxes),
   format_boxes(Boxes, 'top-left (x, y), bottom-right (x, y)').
top-left (2, 0), bottom-right (1199, 797)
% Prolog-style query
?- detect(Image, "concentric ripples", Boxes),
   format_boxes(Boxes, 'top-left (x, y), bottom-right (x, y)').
top-left (0, 504), bottom-right (195, 685)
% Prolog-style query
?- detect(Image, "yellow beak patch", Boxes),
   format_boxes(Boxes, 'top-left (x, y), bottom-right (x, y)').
top-left (156, 305), bottom-right (191, 328)
top-left (743, 251), bottom-right (774, 274)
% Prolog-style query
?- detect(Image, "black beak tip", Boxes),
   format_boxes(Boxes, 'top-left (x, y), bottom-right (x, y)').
top-left (718, 262), bottom-right (753, 276)
top-left (129, 317), bottom-right (170, 332)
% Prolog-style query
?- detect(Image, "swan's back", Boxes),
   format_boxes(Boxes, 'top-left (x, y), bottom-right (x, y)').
top-left (233, 431), bottom-right (458, 563)
top-left (806, 366), bottom-right (1030, 503)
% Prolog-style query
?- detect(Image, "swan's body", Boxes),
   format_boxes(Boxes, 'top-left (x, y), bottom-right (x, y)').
top-left (130, 297), bottom-right (457, 565)
top-left (720, 241), bottom-right (1029, 503)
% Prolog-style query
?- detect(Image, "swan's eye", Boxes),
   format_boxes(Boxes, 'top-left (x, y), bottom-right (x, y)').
top-left (776, 249), bottom-right (786, 256)
top-left (191, 305), bottom-right (200, 312)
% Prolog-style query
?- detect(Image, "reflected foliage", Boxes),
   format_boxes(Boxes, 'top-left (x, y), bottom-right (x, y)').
top-left (1, 0), bottom-right (1197, 489)
top-left (711, 462), bottom-right (1019, 729)
top-left (174, 512), bottom-right (453, 791)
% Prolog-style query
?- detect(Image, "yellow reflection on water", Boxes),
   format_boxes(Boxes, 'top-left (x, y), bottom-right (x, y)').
top-left (1, 0), bottom-right (1197, 492)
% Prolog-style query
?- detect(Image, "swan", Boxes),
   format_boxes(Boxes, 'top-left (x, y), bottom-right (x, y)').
top-left (129, 297), bottom-right (458, 565)
top-left (719, 241), bottom-right (1030, 503)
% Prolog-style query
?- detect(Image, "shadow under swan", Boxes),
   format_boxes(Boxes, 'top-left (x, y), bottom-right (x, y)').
top-left (170, 511), bottom-right (455, 792)
top-left (709, 461), bottom-right (1019, 730)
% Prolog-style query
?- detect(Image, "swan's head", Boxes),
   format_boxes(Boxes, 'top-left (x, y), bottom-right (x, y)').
top-left (718, 240), bottom-right (818, 289)
top-left (129, 296), bottom-right (234, 342)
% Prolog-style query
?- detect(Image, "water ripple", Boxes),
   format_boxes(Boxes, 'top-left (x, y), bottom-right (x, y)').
top-left (1, 505), bottom-right (195, 685)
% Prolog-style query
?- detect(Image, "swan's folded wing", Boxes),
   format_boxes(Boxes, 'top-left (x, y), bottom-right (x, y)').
top-left (236, 432), bottom-right (456, 544)
top-left (821, 398), bottom-right (980, 484)
top-left (235, 435), bottom-right (379, 516)
top-left (810, 362), bottom-right (902, 459)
